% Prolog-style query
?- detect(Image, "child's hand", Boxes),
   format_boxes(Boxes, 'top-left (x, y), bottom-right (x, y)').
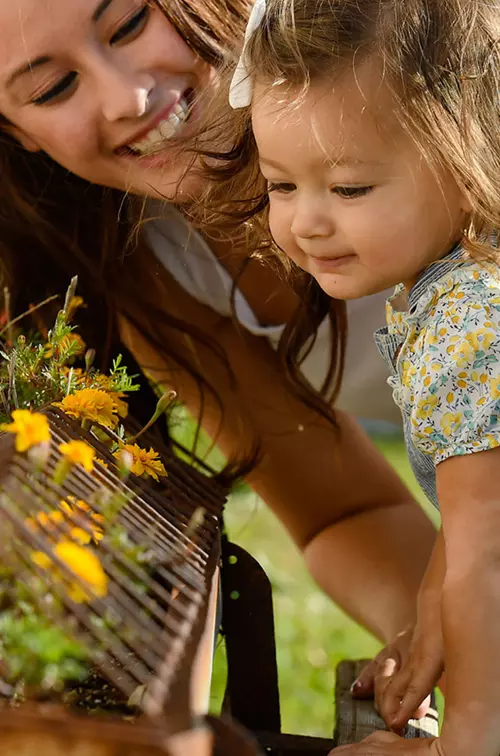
top-left (351, 627), bottom-right (432, 724)
top-left (330, 731), bottom-right (446, 755)
top-left (352, 625), bottom-right (443, 730)
top-left (377, 626), bottom-right (443, 732)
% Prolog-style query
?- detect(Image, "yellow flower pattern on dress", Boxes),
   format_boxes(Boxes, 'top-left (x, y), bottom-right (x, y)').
top-left (375, 251), bottom-right (500, 507)
top-left (1, 410), bottom-right (51, 452)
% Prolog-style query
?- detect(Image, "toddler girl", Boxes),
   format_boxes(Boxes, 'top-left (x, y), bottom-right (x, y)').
top-left (212, 0), bottom-right (500, 754)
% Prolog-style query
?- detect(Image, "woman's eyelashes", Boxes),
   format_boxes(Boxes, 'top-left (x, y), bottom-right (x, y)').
top-left (31, 3), bottom-right (151, 106)
top-left (267, 182), bottom-right (374, 198)
top-left (32, 72), bottom-right (78, 105)
top-left (110, 3), bottom-right (151, 45)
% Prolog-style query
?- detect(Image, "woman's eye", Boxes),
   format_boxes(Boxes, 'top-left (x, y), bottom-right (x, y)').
top-left (32, 72), bottom-right (78, 105)
top-left (333, 185), bottom-right (374, 199)
top-left (110, 4), bottom-right (151, 45)
top-left (267, 182), bottom-right (296, 194)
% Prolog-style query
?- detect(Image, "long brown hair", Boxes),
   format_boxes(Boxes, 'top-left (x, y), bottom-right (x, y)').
top-left (0, 0), bottom-right (344, 484)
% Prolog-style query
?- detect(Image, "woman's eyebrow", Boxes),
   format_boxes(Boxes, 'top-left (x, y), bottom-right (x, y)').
top-left (6, 0), bottom-right (116, 89)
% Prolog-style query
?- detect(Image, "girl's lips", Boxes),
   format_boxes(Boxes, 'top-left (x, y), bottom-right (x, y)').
top-left (309, 254), bottom-right (357, 271)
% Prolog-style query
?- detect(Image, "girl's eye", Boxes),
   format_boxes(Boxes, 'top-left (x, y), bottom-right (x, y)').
top-left (267, 182), bottom-right (297, 194)
top-left (332, 185), bottom-right (374, 199)
top-left (32, 72), bottom-right (78, 105)
top-left (110, 3), bottom-right (151, 45)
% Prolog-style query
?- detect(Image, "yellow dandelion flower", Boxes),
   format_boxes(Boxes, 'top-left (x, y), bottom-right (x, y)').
top-left (25, 510), bottom-right (64, 534)
top-left (59, 497), bottom-right (104, 543)
top-left (66, 295), bottom-right (86, 321)
top-left (69, 527), bottom-right (93, 546)
top-left (32, 541), bottom-right (108, 603)
top-left (54, 388), bottom-right (123, 428)
top-left (1, 410), bottom-right (51, 452)
top-left (59, 440), bottom-right (95, 472)
top-left (114, 443), bottom-right (167, 482)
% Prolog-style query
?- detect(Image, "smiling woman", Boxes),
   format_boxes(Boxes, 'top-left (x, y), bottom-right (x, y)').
top-left (0, 0), bottom-right (214, 198)
top-left (0, 0), bottom-right (436, 728)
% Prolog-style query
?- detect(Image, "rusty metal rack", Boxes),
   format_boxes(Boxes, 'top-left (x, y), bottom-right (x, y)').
top-left (0, 407), bottom-right (226, 728)
top-left (0, 407), bottom-right (439, 755)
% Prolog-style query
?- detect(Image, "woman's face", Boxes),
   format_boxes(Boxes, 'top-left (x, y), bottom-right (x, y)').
top-left (0, 0), bottom-right (216, 199)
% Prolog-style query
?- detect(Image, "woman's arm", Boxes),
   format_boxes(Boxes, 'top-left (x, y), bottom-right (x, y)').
top-left (119, 271), bottom-right (435, 642)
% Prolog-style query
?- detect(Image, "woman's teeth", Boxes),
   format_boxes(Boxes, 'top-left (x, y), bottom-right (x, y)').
top-left (128, 99), bottom-right (190, 156)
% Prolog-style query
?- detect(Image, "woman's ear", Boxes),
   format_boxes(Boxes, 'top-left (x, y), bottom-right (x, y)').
top-left (3, 124), bottom-right (41, 152)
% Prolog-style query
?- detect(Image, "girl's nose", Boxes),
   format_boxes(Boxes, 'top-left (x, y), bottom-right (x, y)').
top-left (99, 65), bottom-right (156, 122)
top-left (291, 195), bottom-right (335, 240)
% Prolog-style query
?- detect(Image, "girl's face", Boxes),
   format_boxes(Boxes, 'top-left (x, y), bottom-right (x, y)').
top-left (252, 65), bottom-right (471, 299)
top-left (0, 0), bottom-right (215, 200)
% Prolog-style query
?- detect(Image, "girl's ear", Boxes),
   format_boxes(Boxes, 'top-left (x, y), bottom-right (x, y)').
top-left (3, 124), bottom-right (41, 152)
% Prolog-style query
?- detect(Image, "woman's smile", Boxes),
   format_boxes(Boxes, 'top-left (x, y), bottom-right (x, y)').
top-left (0, 0), bottom-right (214, 199)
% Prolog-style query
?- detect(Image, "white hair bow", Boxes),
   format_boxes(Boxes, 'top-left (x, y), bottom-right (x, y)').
top-left (229, 0), bottom-right (267, 109)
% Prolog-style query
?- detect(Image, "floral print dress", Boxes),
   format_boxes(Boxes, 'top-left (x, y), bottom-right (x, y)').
top-left (374, 247), bottom-right (500, 508)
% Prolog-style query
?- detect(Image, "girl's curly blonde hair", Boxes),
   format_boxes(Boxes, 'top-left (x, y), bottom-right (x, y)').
top-left (194, 0), bottom-right (500, 263)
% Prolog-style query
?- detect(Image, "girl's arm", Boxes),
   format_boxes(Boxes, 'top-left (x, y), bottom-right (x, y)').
top-left (369, 529), bottom-right (445, 728)
top-left (119, 274), bottom-right (436, 643)
top-left (435, 446), bottom-right (500, 756)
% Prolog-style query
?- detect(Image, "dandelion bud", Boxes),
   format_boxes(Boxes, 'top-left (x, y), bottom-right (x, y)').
top-left (84, 349), bottom-right (96, 373)
top-left (27, 441), bottom-right (51, 472)
top-left (115, 449), bottom-right (133, 480)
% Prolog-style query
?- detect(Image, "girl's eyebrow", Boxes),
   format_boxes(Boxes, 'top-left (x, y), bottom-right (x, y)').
top-left (5, 0), bottom-right (116, 89)
top-left (259, 156), bottom-right (384, 169)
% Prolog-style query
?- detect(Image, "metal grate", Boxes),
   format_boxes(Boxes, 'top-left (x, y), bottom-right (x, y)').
top-left (0, 408), bottom-right (227, 717)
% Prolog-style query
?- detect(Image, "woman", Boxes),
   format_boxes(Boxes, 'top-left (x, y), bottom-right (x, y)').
top-left (0, 0), bottom-right (434, 655)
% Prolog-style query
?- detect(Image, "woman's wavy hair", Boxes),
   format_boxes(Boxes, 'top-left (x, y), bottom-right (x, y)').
top-left (194, 0), bottom-right (500, 325)
top-left (0, 0), bottom-right (349, 484)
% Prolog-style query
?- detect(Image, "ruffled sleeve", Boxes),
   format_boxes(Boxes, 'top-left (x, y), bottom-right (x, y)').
top-left (405, 278), bottom-right (500, 464)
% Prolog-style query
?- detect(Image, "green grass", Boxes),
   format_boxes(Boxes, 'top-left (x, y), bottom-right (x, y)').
top-left (169, 410), bottom-right (441, 737)
top-left (208, 434), bottom-right (441, 738)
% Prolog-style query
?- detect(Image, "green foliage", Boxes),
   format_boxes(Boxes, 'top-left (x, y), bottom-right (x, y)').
top-left (0, 281), bottom-right (139, 425)
top-left (0, 609), bottom-right (89, 689)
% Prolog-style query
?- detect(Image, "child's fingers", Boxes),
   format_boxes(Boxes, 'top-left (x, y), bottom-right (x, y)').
top-left (374, 656), bottom-right (399, 718)
top-left (350, 657), bottom-right (379, 698)
top-left (352, 646), bottom-right (404, 699)
top-left (391, 665), bottom-right (440, 729)
top-left (386, 657), bottom-right (442, 730)
top-left (376, 658), bottom-right (411, 725)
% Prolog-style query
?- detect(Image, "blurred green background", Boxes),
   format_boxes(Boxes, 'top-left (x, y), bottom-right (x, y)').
top-left (209, 436), bottom-right (440, 738)
top-left (170, 411), bottom-right (440, 738)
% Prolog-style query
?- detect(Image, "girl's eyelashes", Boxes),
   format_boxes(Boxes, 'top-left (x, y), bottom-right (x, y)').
top-left (267, 181), bottom-right (297, 194)
top-left (30, 3), bottom-right (151, 106)
top-left (266, 183), bottom-right (375, 198)
top-left (332, 185), bottom-right (374, 199)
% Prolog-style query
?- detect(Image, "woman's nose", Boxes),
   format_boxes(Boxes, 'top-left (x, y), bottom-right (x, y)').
top-left (290, 196), bottom-right (335, 240)
top-left (99, 64), bottom-right (156, 122)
